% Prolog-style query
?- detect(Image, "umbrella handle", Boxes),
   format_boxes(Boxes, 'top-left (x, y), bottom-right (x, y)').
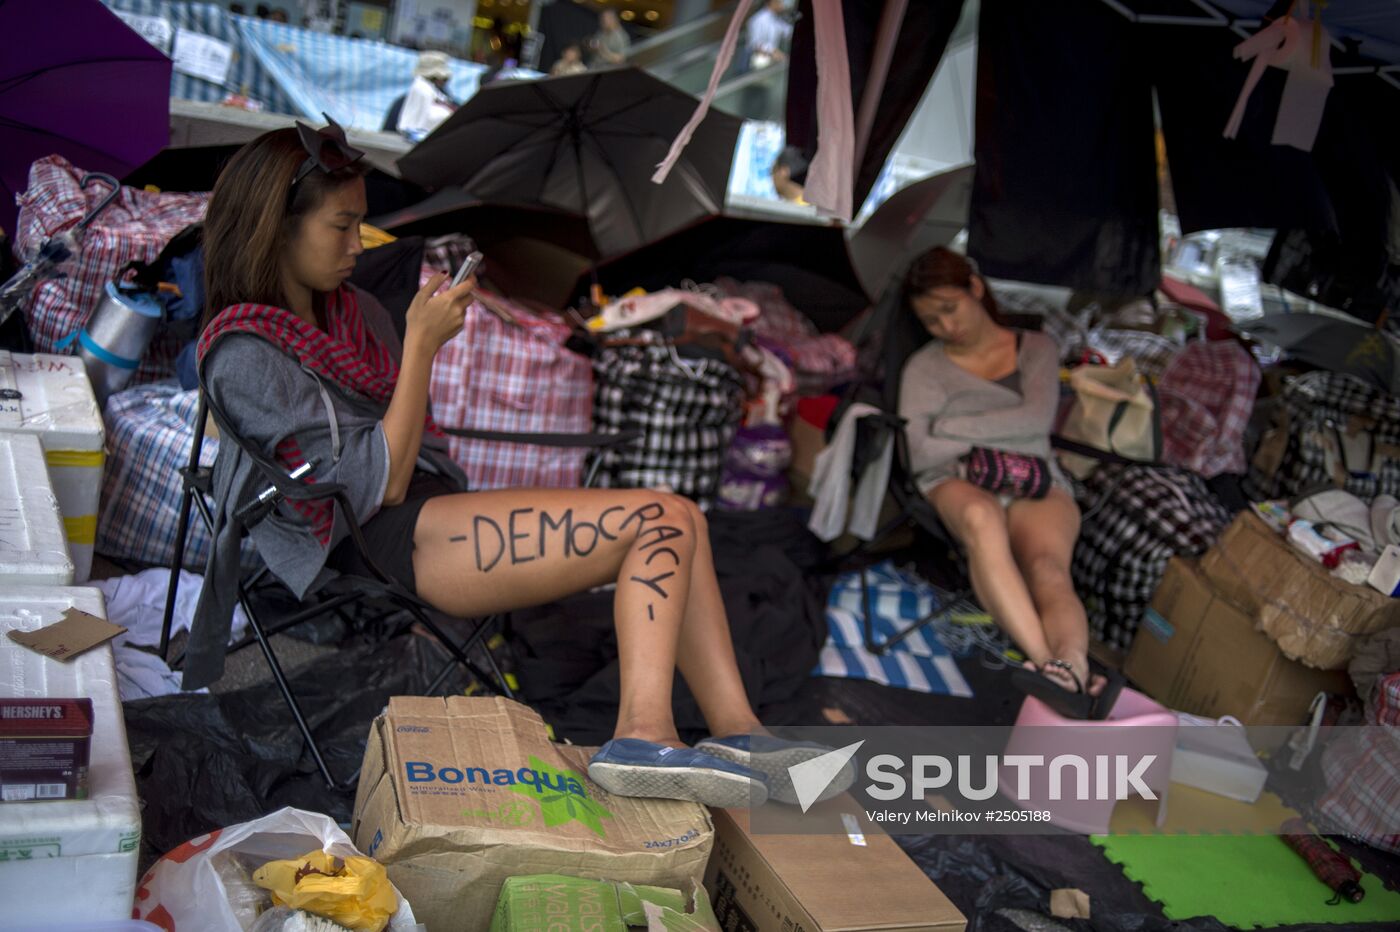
top-left (78, 173), bottom-right (122, 230)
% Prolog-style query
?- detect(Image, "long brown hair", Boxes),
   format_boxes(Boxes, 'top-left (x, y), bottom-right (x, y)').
top-left (902, 247), bottom-right (1003, 324)
top-left (201, 128), bottom-right (367, 330)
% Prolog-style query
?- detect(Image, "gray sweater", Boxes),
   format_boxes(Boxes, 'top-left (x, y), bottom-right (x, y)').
top-left (184, 288), bottom-right (467, 690)
top-left (898, 330), bottom-right (1066, 494)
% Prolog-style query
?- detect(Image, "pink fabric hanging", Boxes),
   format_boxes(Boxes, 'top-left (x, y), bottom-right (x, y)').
top-left (652, 0), bottom-right (757, 186)
top-left (802, 0), bottom-right (855, 221)
top-left (653, 0), bottom-right (855, 222)
top-left (1223, 15), bottom-right (1333, 153)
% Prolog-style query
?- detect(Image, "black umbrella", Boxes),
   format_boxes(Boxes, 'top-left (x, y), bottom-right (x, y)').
top-left (371, 190), bottom-right (599, 309)
top-left (846, 164), bottom-right (974, 299)
top-left (575, 212), bottom-right (870, 332)
top-left (396, 68), bottom-right (743, 259)
top-left (1241, 313), bottom-right (1399, 394)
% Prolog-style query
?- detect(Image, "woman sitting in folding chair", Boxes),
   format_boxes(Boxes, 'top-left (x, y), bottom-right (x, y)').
top-left (191, 121), bottom-right (844, 807)
top-left (898, 248), bottom-right (1121, 719)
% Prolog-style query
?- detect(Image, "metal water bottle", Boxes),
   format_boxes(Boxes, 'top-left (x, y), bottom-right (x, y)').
top-left (73, 281), bottom-right (163, 407)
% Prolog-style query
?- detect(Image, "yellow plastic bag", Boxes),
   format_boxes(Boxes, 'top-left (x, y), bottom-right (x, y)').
top-left (253, 850), bottom-right (398, 932)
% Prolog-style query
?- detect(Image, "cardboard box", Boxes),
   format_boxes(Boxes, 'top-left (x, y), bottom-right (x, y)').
top-left (0, 698), bottom-right (93, 801)
top-left (785, 406), bottom-right (828, 506)
top-left (352, 697), bottom-right (713, 932)
top-left (490, 874), bottom-right (720, 931)
top-left (1127, 559), bottom-right (1350, 726)
top-left (704, 807), bottom-right (966, 932)
top-left (1200, 510), bottom-right (1400, 669)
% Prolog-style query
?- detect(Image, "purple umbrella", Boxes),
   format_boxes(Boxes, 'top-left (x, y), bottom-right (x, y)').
top-left (0, 0), bottom-right (172, 238)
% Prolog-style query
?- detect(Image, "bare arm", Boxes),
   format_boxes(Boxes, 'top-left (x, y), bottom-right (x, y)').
top-left (381, 273), bottom-right (475, 504)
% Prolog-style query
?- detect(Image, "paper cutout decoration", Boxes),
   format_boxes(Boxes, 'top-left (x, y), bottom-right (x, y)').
top-left (1223, 15), bottom-right (1333, 153)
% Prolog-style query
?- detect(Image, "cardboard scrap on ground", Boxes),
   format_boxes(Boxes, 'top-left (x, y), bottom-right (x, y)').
top-left (1048, 889), bottom-right (1090, 920)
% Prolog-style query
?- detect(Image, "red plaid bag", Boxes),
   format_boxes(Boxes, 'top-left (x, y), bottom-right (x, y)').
top-left (1375, 672), bottom-right (1400, 728)
top-left (14, 156), bottom-right (207, 383)
top-left (1317, 724), bottom-right (1400, 854)
top-left (1157, 339), bottom-right (1261, 478)
top-left (429, 296), bottom-right (593, 489)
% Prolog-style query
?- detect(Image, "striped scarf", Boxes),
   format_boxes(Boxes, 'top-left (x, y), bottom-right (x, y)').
top-left (197, 285), bottom-right (440, 543)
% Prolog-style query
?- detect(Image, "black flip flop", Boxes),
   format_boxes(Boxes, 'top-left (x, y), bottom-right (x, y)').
top-left (1012, 659), bottom-right (1128, 720)
top-left (1011, 659), bottom-right (1093, 719)
top-left (1089, 663), bottom-right (1126, 721)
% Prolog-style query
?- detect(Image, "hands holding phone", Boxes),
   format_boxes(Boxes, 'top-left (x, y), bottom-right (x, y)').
top-left (405, 258), bottom-right (479, 355)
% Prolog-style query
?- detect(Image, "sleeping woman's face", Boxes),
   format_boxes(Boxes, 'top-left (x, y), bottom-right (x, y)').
top-left (282, 177), bottom-right (368, 296)
top-left (909, 276), bottom-right (987, 346)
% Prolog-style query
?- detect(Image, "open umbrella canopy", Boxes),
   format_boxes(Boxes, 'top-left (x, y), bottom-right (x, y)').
top-left (0, 0), bottom-right (171, 237)
top-left (371, 189), bottom-right (599, 309)
top-left (847, 165), bottom-right (974, 300)
top-left (396, 67), bottom-right (742, 259)
top-left (1241, 313), bottom-right (1399, 395)
top-left (575, 212), bottom-right (870, 332)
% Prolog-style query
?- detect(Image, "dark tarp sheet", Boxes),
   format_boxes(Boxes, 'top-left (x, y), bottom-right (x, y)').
top-left (968, 0), bottom-right (1160, 295)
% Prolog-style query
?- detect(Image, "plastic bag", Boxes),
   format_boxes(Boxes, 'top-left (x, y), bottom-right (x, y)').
top-left (254, 850), bottom-right (398, 932)
top-left (133, 807), bottom-right (418, 932)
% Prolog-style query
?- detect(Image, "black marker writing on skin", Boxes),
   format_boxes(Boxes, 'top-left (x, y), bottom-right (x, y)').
top-left (450, 499), bottom-right (692, 620)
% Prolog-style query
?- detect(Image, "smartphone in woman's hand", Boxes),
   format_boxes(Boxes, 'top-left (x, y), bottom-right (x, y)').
top-left (451, 251), bottom-right (484, 289)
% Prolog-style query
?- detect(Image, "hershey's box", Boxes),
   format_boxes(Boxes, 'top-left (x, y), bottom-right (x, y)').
top-left (0, 698), bottom-right (93, 802)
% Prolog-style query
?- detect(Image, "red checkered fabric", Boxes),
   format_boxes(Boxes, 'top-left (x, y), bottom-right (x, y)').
top-left (429, 295), bottom-right (593, 490)
top-left (199, 286), bottom-right (440, 544)
top-left (714, 277), bottom-right (857, 393)
top-left (1317, 725), bottom-right (1400, 854)
top-left (1375, 673), bottom-right (1400, 727)
top-left (14, 156), bottom-right (207, 382)
top-left (1157, 339), bottom-right (1261, 477)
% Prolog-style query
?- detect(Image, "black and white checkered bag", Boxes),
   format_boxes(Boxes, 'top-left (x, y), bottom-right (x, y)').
top-left (590, 337), bottom-right (745, 508)
top-left (1072, 463), bottom-right (1231, 650)
top-left (1248, 371), bottom-right (1400, 503)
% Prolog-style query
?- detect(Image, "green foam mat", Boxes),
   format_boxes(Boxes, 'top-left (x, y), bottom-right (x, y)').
top-left (1090, 833), bottom-right (1400, 928)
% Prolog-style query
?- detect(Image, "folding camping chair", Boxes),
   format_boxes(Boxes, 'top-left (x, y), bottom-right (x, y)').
top-left (158, 384), bottom-right (636, 790)
top-left (828, 286), bottom-right (978, 655)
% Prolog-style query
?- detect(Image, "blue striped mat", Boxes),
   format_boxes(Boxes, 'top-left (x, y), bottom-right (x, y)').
top-left (814, 562), bottom-right (974, 697)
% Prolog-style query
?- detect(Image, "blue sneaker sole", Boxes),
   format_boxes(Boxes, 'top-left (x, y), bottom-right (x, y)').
top-left (587, 759), bottom-right (768, 808)
top-left (697, 742), bottom-right (855, 806)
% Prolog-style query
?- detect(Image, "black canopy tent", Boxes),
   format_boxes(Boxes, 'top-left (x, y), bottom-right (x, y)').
top-left (781, 0), bottom-right (1398, 314)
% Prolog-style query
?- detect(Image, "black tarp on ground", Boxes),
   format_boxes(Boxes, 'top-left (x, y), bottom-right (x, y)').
top-left (968, 0), bottom-right (1160, 295)
top-left (511, 508), bottom-right (830, 745)
top-left (124, 634), bottom-right (470, 863)
top-left (784, 0), bottom-right (966, 214)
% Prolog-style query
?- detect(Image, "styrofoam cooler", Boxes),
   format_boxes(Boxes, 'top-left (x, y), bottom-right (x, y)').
top-left (0, 352), bottom-right (105, 581)
top-left (0, 587), bottom-right (140, 925)
top-left (0, 434), bottom-right (75, 585)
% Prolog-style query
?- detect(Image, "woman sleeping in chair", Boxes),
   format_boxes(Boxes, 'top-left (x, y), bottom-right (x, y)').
top-left (188, 120), bottom-right (847, 807)
top-left (898, 248), bottom-right (1122, 719)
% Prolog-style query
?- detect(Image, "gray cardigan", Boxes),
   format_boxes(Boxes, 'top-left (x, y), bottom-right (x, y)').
top-left (183, 288), bottom-right (467, 690)
top-left (898, 329), bottom-right (1067, 494)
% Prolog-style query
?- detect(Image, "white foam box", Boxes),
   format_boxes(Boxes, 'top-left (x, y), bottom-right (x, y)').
top-left (0, 434), bottom-right (75, 586)
top-left (0, 587), bottom-right (140, 924)
top-left (0, 352), bottom-right (105, 582)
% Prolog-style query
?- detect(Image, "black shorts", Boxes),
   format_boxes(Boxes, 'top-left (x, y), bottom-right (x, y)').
top-left (328, 471), bottom-right (458, 593)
